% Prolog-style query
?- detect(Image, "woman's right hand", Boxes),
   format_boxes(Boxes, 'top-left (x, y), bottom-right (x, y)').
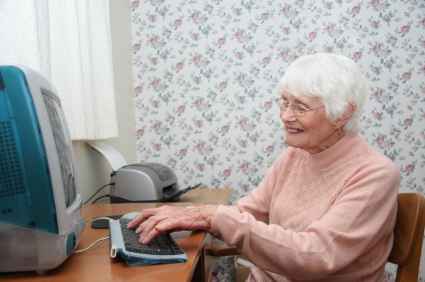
top-left (127, 205), bottom-right (218, 244)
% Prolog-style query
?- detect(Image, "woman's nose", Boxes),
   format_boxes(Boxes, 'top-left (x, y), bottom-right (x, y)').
top-left (280, 106), bottom-right (297, 122)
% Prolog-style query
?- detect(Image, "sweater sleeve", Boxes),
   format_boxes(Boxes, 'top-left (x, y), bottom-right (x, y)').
top-left (210, 156), bottom-right (400, 279)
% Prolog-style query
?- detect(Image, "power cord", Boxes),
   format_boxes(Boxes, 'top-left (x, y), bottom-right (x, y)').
top-left (92, 194), bottom-right (110, 204)
top-left (84, 183), bottom-right (114, 204)
top-left (73, 237), bottom-right (110, 253)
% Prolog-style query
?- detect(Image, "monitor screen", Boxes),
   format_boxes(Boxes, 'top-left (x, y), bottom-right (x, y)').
top-left (41, 91), bottom-right (76, 208)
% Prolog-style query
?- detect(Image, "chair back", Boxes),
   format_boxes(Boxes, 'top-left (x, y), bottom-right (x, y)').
top-left (387, 193), bottom-right (425, 282)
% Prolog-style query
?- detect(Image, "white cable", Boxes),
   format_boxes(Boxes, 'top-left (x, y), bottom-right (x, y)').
top-left (73, 237), bottom-right (110, 253)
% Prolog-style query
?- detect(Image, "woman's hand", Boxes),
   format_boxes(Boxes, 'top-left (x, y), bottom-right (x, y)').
top-left (127, 205), bottom-right (218, 244)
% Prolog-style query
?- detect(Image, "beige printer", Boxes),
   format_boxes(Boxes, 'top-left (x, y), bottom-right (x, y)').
top-left (109, 163), bottom-right (182, 203)
top-left (86, 141), bottom-right (198, 203)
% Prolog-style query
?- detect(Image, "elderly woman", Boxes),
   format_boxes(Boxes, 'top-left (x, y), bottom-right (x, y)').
top-left (128, 53), bottom-right (400, 282)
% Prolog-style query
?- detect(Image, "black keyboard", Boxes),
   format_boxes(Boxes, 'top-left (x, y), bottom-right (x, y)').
top-left (120, 218), bottom-right (184, 255)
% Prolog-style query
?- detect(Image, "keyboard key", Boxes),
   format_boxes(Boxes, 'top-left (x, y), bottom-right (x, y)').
top-left (132, 247), bottom-right (141, 253)
top-left (152, 247), bottom-right (162, 255)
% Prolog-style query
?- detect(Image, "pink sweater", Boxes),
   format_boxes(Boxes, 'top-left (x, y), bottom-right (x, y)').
top-left (210, 134), bottom-right (400, 282)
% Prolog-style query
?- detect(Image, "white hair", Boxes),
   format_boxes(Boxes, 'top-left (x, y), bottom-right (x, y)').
top-left (277, 53), bottom-right (369, 134)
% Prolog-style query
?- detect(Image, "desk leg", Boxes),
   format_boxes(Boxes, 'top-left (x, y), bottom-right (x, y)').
top-left (191, 233), bottom-right (212, 282)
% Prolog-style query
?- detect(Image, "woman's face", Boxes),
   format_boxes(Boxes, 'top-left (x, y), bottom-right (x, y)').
top-left (279, 92), bottom-right (341, 154)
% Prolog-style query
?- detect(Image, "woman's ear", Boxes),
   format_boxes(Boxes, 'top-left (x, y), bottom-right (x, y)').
top-left (339, 101), bottom-right (357, 127)
top-left (347, 101), bottom-right (356, 115)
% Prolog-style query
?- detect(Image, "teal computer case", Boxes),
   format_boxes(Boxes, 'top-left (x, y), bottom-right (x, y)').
top-left (0, 65), bottom-right (84, 273)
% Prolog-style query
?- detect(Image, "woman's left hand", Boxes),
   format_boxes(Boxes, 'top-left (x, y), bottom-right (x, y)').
top-left (127, 205), bottom-right (218, 244)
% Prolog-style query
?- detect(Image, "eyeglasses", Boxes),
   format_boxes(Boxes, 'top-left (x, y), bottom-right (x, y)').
top-left (274, 97), bottom-right (324, 117)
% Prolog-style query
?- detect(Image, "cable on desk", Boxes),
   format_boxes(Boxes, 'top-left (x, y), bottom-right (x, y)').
top-left (85, 216), bottom-right (112, 224)
top-left (73, 237), bottom-right (110, 253)
top-left (84, 183), bottom-right (114, 204)
top-left (92, 194), bottom-right (110, 204)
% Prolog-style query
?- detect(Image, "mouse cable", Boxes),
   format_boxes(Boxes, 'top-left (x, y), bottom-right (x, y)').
top-left (73, 237), bottom-right (110, 253)
top-left (92, 194), bottom-right (110, 204)
top-left (84, 183), bottom-right (114, 204)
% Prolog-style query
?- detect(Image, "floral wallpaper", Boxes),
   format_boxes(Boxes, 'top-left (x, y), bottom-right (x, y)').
top-left (130, 0), bottom-right (425, 280)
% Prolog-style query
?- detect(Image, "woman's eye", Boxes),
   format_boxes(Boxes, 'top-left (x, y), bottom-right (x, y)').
top-left (296, 104), bottom-right (308, 111)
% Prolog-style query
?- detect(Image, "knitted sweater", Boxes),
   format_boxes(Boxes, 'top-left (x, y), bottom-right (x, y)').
top-left (210, 134), bottom-right (400, 282)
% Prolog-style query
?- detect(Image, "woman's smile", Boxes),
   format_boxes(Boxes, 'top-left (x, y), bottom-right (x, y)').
top-left (286, 128), bottom-right (305, 133)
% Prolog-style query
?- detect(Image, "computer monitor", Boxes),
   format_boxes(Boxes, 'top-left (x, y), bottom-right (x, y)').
top-left (0, 65), bottom-right (84, 273)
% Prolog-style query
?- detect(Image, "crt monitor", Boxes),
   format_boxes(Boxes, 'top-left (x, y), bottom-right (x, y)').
top-left (0, 65), bottom-right (84, 273)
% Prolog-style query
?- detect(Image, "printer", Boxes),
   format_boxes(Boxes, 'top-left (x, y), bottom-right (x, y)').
top-left (109, 163), bottom-right (182, 203)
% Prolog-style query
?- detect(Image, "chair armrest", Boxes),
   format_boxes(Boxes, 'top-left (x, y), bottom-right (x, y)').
top-left (207, 244), bottom-right (241, 257)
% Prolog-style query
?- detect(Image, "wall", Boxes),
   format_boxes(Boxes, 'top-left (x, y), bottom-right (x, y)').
top-left (130, 0), bottom-right (425, 280)
top-left (73, 0), bottom-right (136, 203)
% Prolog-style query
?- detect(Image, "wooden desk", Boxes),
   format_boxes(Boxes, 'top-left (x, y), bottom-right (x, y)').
top-left (177, 188), bottom-right (234, 205)
top-left (0, 203), bottom-right (211, 282)
top-left (96, 188), bottom-right (234, 206)
top-left (1, 189), bottom-right (234, 282)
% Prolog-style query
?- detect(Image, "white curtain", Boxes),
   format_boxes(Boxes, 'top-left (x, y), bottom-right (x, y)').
top-left (0, 0), bottom-right (118, 140)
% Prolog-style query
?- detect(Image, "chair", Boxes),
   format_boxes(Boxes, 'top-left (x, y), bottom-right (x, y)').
top-left (207, 193), bottom-right (425, 282)
top-left (388, 193), bottom-right (425, 282)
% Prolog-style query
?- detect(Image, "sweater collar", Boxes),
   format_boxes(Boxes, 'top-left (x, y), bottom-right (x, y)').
top-left (306, 133), bottom-right (365, 171)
